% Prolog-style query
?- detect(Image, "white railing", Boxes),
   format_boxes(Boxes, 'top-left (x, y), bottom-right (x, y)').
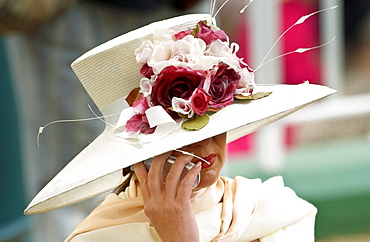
top-left (247, 0), bottom-right (285, 172)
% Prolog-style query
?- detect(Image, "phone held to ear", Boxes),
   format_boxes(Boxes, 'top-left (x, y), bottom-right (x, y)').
top-left (143, 156), bottom-right (200, 189)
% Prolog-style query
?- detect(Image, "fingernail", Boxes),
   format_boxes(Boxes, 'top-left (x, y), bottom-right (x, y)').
top-left (195, 161), bottom-right (202, 168)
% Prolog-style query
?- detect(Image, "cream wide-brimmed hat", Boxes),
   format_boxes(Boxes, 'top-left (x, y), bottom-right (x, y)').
top-left (25, 14), bottom-right (335, 215)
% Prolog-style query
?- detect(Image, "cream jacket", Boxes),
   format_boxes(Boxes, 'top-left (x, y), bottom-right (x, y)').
top-left (67, 176), bottom-right (317, 241)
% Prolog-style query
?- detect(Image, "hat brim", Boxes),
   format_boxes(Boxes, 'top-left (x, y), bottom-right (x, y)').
top-left (25, 83), bottom-right (335, 215)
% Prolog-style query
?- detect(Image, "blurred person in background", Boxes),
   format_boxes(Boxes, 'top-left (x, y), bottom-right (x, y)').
top-left (344, 0), bottom-right (370, 94)
top-left (0, 0), bottom-right (204, 240)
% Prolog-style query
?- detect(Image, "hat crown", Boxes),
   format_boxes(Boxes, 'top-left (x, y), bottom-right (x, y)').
top-left (71, 14), bottom-right (212, 111)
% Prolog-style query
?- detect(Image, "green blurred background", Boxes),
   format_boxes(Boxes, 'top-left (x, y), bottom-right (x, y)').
top-left (227, 136), bottom-right (370, 241)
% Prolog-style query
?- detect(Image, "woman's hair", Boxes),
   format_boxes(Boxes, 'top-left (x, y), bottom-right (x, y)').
top-left (113, 167), bottom-right (134, 194)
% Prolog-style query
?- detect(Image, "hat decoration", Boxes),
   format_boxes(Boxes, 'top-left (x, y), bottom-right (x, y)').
top-left (114, 19), bottom-right (271, 142)
top-left (112, 3), bottom-right (338, 143)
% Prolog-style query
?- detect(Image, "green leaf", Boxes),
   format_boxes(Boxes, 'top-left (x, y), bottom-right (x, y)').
top-left (182, 114), bottom-right (210, 131)
top-left (234, 92), bottom-right (272, 100)
top-left (234, 92), bottom-right (272, 104)
top-left (251, 92), bottom-right (272, 99)
top-left (178, 113), bottom-right (188, 119)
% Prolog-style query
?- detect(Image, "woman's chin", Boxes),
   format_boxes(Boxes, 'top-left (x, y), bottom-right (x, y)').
top-left (195, 169), bottom-right (219, 190)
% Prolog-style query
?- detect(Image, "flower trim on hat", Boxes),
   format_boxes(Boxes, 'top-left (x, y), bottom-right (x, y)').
top-left (115, 19), bottom-right (271, 139)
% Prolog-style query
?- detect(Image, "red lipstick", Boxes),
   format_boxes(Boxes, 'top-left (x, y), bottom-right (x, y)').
top-left (200, 154), bottom-right (216, 169)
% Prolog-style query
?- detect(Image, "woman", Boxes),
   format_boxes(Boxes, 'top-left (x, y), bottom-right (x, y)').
top-left (25, 13), bottom-right (335, 241)
top-left (66, 132), bottom-right (317, 241)
top-left (132, 134), bottom-right (227, 241)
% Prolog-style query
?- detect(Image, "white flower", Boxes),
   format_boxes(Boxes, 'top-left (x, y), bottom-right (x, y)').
top-left (183, 36), bottom-right (218, 71)
top-left (148, 35), bottom-right (219, 74)
top-left (140, 78), bottom-right (153, 97)
top-left (206, 40), bottom-right (242, 72)
top-left (207, 39), bottom-right (230, 54)
top-left (235, 69), bottom-right (255, 95)
top-left (147, 41), bottom-right (175, 73)
top-left (176, 35), bottom-right (219, 70)
top-left (171, 35), bottom-right (196, 62)
top-left (134, 40), bottom-right (154, 64)
top-left (171, 97), bottom-right (194, 118)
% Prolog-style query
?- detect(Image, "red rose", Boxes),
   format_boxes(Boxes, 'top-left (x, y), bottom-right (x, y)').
top-left (140, 63), bottom-right (154, 78)
top-left (209, 63), bottom-right (240, 109)
top-left (190, 88), bottom-right (211, 116)
top-left (151, 66), bottom-right (205, 115)
top-left (196, 21), bottom-right (228, 45)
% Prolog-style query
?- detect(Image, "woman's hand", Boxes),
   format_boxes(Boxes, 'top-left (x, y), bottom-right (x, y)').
top-left (134, 152), bottom-right (201, 242)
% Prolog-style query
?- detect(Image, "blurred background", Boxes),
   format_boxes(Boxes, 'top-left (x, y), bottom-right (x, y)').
top-left (1, 0), bottom-right (369, 241)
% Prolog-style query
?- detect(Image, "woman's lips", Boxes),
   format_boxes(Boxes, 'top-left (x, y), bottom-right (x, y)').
top-left (173, 149), bottom-right (216, 169)
top-left (199, 154), bottom-right (216, 169)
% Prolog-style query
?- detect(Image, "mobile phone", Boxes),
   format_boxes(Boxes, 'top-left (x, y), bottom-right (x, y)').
top-left (143, 156), bottom-right (200, 189)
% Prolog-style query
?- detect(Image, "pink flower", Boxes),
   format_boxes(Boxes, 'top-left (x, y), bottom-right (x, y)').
top-left (133, 95), bottom-right (150, 114)
top-left (208, 63), bottom-right (240, 109)
top-left (239, 58), bottom-right (254, 72)
top-left (196, 21), bottom-right (228, 45)
top-left (125, 114), bottom-right (156, 134)
top-left (151, 66), bottom-right (205, 116)
top-left (172, 97), bottom-right (193, 118)
top-left (125, 95), bottom-right (156, 134)
top-left (134, 40), bottom-right (154, 64)
top-left (190, 88), bottom-right (211, 116)
top-left (140, 78), bottom-right (153, 97)
top-left (174, 21), bottom-right (229, 46)
top-left (174, 29), bottom-right (192, 40)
